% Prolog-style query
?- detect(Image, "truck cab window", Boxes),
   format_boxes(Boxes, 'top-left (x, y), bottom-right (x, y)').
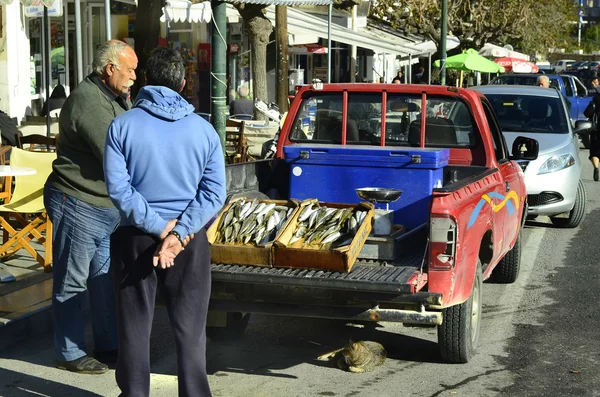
top-left (289, 94), bottom-right (343, 142)
top-left (561, 76), bottom-right (574, 97)
top-left (481, 99), bottom-right (508, 162)
top-left (574, 77), bottom-right (588, 97)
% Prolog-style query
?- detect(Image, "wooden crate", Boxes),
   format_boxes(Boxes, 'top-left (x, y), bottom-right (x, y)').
top-left (272, 201), bottom-right (374, 272)
top-left (206, 198), bottom-right (300, 267)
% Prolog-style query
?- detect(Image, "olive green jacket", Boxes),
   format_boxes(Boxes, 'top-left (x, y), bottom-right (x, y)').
top-left (46, 74), bottom-right (131, 207)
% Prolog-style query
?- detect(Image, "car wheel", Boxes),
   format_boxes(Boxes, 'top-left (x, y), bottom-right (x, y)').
top-left (550, 180), bottom-right (586, 228)
top-left (438, 260), bottom-right (482, 363)
top-left (491, 229), bottom-right (521, 283)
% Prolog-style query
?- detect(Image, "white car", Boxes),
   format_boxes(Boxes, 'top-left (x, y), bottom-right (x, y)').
top-left (552, 59), bottom-right (576, 73)
top-left (473, 85), bottom-right (590, 228)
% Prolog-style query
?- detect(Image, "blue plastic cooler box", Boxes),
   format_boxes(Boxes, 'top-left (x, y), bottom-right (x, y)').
top-left (283, 144), bottom-right (450, 230)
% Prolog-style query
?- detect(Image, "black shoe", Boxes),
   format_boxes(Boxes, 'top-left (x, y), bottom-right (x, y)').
top-left (56, 355), bottom-right (109, 374)
top-left (594, 168), bottom-right (599, 182)
top-left (94, 349), bottom-right (118, 364)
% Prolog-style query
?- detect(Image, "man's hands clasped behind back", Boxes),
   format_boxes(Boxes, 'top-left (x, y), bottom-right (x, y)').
top-left (154, 219), bottom-right (194, 269)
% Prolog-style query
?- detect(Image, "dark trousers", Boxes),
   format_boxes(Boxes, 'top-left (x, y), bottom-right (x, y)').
top-left (111, 227), bottom-right (212, 397)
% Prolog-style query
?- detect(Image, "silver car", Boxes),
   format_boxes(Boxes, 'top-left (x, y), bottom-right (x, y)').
top-left (473, 85), bottom-right (589, 228)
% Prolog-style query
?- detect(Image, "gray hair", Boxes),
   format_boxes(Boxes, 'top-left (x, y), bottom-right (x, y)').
top-left (537, 75), bottom-right (549, 85)
top-left (92, 41), bottom-right (129, 75)
top-left (238, 85), bottom-right (249, 98)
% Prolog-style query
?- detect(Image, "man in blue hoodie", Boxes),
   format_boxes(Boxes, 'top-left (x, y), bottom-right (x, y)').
top-left (104, 47), bottom-right (226, 397)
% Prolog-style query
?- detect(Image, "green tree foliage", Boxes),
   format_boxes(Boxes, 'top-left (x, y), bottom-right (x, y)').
top-left (369, 0), bottom-right (577, 54)
top-left (584, 24), bottom-right (600, 53)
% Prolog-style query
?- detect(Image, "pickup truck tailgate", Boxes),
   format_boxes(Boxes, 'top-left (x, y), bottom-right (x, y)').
top-left (211, 248), bottom-right (425, 294)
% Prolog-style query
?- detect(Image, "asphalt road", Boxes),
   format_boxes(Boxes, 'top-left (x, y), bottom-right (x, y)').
top-left (1, 149), bottom-right (599, 397)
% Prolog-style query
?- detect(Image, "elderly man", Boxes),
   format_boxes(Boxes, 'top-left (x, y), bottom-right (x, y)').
top-left (229, 85), bottom-right (254, 118)
top-left (105, 47), bottom-right (226, 397)
top-left (537, 75), bottom-right (550, 88)
top-left (44, 40), bottom-right (137, 374)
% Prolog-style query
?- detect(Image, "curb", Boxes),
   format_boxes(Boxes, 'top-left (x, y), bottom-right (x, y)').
top-left (0, 301), bottom-right (52, 352)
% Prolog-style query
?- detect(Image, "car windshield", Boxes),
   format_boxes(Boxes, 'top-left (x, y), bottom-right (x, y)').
top-left (490, 76), bottom-right (560, 90)
top-left (289, 92), bottom-right (478, 147)
top-left (485, 94), bottom-right (569, 134)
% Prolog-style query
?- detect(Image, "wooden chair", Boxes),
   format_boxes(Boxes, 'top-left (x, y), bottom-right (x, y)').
top-left (225, 119), bottom-right (252, 164)
top-left (17, 134), bottom-right (58, 152)
top-left (0, 146), bottom-right (13, 204)
top-left (0, 148), bottom-right (56, 272)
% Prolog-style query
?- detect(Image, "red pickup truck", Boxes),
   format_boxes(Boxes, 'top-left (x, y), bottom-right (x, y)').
top-left (209, 83), bottom-right (538, 363)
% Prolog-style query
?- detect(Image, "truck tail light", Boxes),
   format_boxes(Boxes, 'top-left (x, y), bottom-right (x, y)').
top-left (430, 215), bottom-right (457, 270)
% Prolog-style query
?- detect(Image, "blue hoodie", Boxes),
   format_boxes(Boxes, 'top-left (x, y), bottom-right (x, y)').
top-left (104, 85), bottom-right (226, 239)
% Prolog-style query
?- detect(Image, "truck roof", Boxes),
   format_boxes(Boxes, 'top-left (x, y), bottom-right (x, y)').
top-left (473, 85), bottom-right (561, 98)
top-left (296, 83), bottom-right (486, 99)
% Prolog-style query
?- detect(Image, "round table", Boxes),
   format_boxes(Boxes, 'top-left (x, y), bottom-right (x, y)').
top-left (0, 165), bottom-right (37, 177)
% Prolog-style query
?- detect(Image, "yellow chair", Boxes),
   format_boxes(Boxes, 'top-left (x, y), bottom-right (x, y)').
top-left (0, 148), bottom-right (56, 272)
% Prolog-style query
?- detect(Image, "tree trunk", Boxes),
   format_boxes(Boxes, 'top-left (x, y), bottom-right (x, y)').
top-left (275, 6), bottom-right (289, 113)
top-left (236, 4), bottom-right (273, 120)
top-left (132, 0), bottom-right (163, 100)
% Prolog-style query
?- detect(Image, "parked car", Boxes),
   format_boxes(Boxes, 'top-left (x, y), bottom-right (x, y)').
top-left (586, 61), bottom-right (600, 70)
top-left (568, 61), bottom-right (589, 71)
top-left (537, 64), bottom-right (556, 74)
top-left (488, 74), bottom-right (593, 147)
top-left (474, 85), bottom-right (589, 227)
top-left (552, 59), bottom-right (576, 73)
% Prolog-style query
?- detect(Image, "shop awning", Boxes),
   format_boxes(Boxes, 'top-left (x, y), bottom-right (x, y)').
top-left (161, 0), bottom-right (211, 23)
top-left (288, 44), bottom-right (328, 54)
top-left (479, 43), bottom-right (530, 61)
top-left (161, 1), bottom-right (242, 23)
top-left (226, 0), bottom-right (332, 4)
top-left (264, 6), bottom-right (423, 56)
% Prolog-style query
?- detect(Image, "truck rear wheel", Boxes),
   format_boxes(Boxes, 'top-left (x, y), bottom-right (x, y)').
top-left (206, 312), bottom-right (251, 341)
top-left (550, 180), bottom-right (586, 228)
top-left (438, 260), bottom-right (482, 363)
top-left (491, 229), bottom-right (521, 283)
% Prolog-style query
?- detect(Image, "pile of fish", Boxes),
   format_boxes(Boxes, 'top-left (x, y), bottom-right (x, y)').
top-left (289, 203), bottom-right (367, 250)
top-left (214, 199), bottom-right (294, 245)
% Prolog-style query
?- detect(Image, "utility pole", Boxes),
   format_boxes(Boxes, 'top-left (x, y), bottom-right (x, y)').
top-left (439, 0), bottom-right (448, 85)
top-left (350, 4), bottom-right (357, 82)
top-left (276, 5), bottom-right (289, 112)
top-left (211, 0), bottom-right (227, 149)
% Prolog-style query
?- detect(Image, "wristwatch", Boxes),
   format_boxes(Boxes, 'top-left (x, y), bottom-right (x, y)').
top-left (168, 230), bottom-right (185, 246)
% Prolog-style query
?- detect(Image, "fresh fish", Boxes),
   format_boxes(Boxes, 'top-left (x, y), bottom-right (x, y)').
top-left (224, 225), bottom-right (233, 242)
top-left (248, 199), bottom-right (260, 214)
top-left (308, 209), bottom-right (320, 229)
top-left (332, 236), bottom-right (354, 248)
top-left (274, 205), bottom-right (289, 212)
top-left (253, 226), bottom-right (266, 244)
top-left (348, 216), bottom-right (357, 234)
top-left (254, 203), bottom-right (266, 216)
top-left (322, 231), bottom-right (342, 244)
top-left (266, 213), bottom-right (278, 232)
top-left (222, 209), bottom-right (235, 229)
top-left (299, 204), bottom-right (319, 222)
top-left (257, 203), bottom-right (277, 218)
top-left (290, 235), bottom-right (303, 245)
top-left (294, 226), bottom-right (308, 238)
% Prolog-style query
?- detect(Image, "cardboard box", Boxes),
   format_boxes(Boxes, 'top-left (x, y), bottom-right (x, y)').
top-left (207, 198), bottom-right (299, 267)
top-left (272, 201), bottom-right (374, 272)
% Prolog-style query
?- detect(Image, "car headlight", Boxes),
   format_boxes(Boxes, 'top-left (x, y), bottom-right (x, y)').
top-left (538, 155), bottom-right (576, 175)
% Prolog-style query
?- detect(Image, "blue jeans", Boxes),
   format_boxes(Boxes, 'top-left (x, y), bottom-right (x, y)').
top-left (44, 185), bottom-right (120, 362)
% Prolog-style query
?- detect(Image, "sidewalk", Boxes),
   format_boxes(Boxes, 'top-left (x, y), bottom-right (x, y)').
top-left (0, 248), bottom-right (53, 352)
